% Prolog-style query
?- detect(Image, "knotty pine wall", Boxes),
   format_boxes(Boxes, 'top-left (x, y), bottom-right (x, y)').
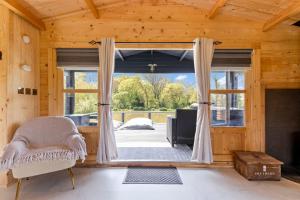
top-left (39, 5), bottom-right (300, 165)
top-left (0, 5), bottom-right (40, 187)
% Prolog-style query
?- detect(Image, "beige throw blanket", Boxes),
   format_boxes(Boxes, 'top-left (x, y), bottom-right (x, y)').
top-left (0, 117), bottom-right (87, 171)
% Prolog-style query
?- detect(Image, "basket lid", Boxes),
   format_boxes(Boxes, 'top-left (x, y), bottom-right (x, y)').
top-left (234, 151), bottom-right (283, 165)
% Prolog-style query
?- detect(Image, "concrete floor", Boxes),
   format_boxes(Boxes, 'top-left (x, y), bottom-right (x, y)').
top-left (1, 168), bottom-right (300, 200)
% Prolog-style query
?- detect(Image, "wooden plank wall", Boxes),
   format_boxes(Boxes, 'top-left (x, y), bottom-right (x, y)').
top-left (0, 5), bottom-right (10, 187)
top-left (39, 5), bottom-right (300, 165)
top-left (0, 5), bottom-right (40, 187)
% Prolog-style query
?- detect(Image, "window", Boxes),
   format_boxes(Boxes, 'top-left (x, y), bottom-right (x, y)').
top-left (210, 71), bottom-right (245, 126)
top-left (63, 70), bottom-right (98, 126)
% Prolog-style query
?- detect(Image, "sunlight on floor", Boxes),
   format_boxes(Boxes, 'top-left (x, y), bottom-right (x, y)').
top-left (115, 123), bottom-right (171, 147)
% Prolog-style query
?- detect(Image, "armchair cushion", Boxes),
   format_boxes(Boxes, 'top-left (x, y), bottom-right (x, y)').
top-left (12, 146), bottom-right (77, 179)
top-left (0, 116), bottom-right (87, 171)
top-left (15, 145), bottom-right (79, 166)
top-left (12, 160), bottom-right (76, 179)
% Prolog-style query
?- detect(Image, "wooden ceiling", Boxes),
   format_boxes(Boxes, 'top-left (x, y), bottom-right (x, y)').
top-left (1, 0), bottom-right (300, 31)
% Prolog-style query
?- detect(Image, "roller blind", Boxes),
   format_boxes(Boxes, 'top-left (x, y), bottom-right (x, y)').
top-left (56, 48), bottom-right (99, 70)
top-left (56, 48), bottom-right (252, 72)
top-left (212, 49), bottom-right (252, 71)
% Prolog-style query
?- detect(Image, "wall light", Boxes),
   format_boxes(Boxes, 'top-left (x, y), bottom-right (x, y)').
top-left (22, 35), bottom-right (31, 44)
top-left (21, 64), bottom-right (32, 72)
top-left (148, 64), bottom-right (157, 73)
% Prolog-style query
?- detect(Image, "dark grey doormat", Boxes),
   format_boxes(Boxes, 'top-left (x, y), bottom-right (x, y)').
top-left (123, 167), bottom-right (183, 184)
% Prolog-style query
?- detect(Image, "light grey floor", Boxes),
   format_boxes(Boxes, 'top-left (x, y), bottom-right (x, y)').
top-left (1, 168), bottom-right (300, 200)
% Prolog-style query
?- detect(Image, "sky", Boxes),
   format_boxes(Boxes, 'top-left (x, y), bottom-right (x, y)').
top-left (84, 71), bottom-right (244, 89)
top-left (85, 72), bottom-right (196, 86)
top-left (113, 73), bottom-right (196, 86)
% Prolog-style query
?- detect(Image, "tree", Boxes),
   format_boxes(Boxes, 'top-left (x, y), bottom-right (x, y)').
top-left (143, 74), bottom-right (168, 106)
top-left (187, 87), bottom-right (197, 105)
top-left (138, 80), bottom-right (156, 109)
top-left (112, 76), bottom-right (156, 110)
top-left (73, 72), bottom-right (98, 114)
top-left (160, 83), bottom-right (190, 109)
top-left (74, 93), bottom-right (98, 114)
top-left (112, 75), bottom-right (196, 111)
top-left (112, 91), bottom-right (131, 110)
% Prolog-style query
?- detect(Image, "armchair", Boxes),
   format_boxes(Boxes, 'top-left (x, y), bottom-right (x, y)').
top-left (166, 109), bottom-right (197, 147)
top-left (0, 116), bottom-right (87, 200)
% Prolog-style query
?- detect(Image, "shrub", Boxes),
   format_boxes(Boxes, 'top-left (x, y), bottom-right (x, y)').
top-left (133, 106), bottom-right (145, 111)
top-left (159, 107), bottom-right (168, 111)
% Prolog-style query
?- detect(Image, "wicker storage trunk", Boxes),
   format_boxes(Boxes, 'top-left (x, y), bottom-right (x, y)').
top-left (234, 151), bottom-right (283, 181)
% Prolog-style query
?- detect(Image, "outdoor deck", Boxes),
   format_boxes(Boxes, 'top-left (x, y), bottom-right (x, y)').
top-left (115, 124), bottom-right (169, 147)
top-left (114, 124), bottom-right (193, 162)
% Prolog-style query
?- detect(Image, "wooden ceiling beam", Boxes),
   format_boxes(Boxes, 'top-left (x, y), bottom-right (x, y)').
top-left (263, 2), bottom-right (300, 32)
top-left (208, 0), bottom-right (228, 19)
top-left (0, 0), bottom-right (45, 30)
top-left (84, 0), bottom-right (99, 19)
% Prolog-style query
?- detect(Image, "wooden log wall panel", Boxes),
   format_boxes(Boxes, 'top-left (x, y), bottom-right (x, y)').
top-left (261, 41), bottom-right (300, 83)
top-left (41, 6), bottom-right (263, 48)
top-left (0, 0), bottom-right (46, 30)
top-left (0, 5), bottom-right (9, 154)
top-left (245, 49), bottom-right (264, 152)
top-left (46, 49), bottom-right (64, 116)
top-left (39, 5), bottom-right (300, 165)
top-left (78, 127), bottom-right (99, 162)
top-left (211, 127), bottom-right (246, 155)
top-left (47, 48), bottom-right (57, 115)
top-left (39, 47), bottom-right (49, 116)
top-left (0, 5), bottom-right (40, 187)
top-left (0, 5), bottom-right (10, 187)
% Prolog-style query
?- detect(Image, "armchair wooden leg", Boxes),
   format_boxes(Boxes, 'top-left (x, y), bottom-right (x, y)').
top-left (15, 179), bottom-right (22, 200)
top-left (67, 168), bottom-right (75, 190)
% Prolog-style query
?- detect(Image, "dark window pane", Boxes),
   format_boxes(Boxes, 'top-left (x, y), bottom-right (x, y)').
top-left (228, 72), bottom-right (245, 90)
top-left (210, 93), bottom-right (245, 127)
top-left (211, 94), bottom-right (227, 126)
top-left (228, 93), bottom-right (245, 126)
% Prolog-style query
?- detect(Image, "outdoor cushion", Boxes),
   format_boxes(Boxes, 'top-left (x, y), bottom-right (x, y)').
top-left (118, 118), bottom-right (154, 130)
top-left (113, 120), bottom-right (123, 130)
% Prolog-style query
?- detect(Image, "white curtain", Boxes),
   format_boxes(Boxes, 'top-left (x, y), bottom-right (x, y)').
top-left (96, 38), bottom-right (118, 163)
top-left (191, 38), bottom-right (215, 163)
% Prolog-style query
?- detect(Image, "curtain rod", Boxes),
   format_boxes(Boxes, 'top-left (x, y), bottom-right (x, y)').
top-left (89, 40), bottom-right (222, 45)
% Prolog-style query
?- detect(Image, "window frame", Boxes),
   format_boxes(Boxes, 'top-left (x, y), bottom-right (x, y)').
top-left (60, 69), bottom-right (246, 128)
top-left (62, 70), bottom-right (98, 127)
top-left (210, 71), bottom-right (246, 127)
